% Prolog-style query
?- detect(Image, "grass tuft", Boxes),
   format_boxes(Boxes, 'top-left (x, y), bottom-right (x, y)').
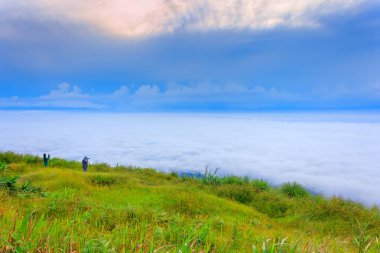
top-left (280, 182), bottom-right (310, 198)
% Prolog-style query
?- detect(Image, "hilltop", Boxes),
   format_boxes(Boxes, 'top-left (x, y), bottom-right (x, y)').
top-left (0, 152), bottom-right (379, 252)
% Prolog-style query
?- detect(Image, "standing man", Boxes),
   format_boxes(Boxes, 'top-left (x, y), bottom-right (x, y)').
top-left (43, 153), bottom-right (50, 167)
top-left (82, 156), bottom-right (90, 172)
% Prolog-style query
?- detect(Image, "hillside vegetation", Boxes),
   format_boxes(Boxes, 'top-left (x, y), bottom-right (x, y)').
top-left (0, 152), bottom-right (379, 252)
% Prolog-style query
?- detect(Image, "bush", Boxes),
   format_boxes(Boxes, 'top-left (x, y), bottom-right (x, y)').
top-left (24, 154), bottom-right (42, 165)
top-left (251, 179), bottom-right (271, 192)
top-left (0, 162), bottom-right (7, 172)
top-left (201, 167), bottom-right (221, 185)
top-left (310, 196), bottom-right (367, 222)
top-left (216, 184), bottom-right (255, 204)
top-left (49, 158), bottom-right (80, 169)
top-left (251, 191), bottom-right (290, 218)
top-left (0, 151), bottom-right (41, 164)
top-left (169, 171), bottom-right (179, 178)
top-left (0, 176), bottom-right (44, 196)
top-left (20, 181), bottom-right (43, 194)
top-left (220, 176), bottom-right (246, 185)
top-left (0, 151), bottom-right (23, 164)
top-left (0, 176), bottom-right (18, 192)
top-left (280, 182), bottom-right (310, 198)
top-left (92, 163), bottom-right (112, 172)
top-left (90, 175), bottom-right (117, 186)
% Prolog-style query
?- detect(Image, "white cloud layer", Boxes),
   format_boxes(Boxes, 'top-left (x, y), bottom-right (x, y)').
top-left (0, 83), bottom-right (102, 109)
top-left (39, 82), bottom-right (88, 100)
top-left (0, 0), bottom-right (367, 38)
top-left (0, 82), bottom-right (307, 110)
top-left (1, 111), bottom-right (380, 206)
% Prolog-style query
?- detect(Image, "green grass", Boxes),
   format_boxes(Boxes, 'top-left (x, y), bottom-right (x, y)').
top-left (0, 151), bottom-right (379, 252)
top-left (280, 182), bottom-right (310, 198)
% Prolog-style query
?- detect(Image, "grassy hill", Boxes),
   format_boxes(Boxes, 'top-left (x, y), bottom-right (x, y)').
top-left (0, 152), bottom-right (379, 252)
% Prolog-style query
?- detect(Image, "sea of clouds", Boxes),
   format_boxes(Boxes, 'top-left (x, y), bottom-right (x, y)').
top-left (1, 111), bottom-right (380, 206)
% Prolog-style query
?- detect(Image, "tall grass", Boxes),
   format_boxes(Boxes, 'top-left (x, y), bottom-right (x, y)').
top-left (280, 182), bottom-right (310, 198)
top-left (0, 151), bottom-right (380, 252)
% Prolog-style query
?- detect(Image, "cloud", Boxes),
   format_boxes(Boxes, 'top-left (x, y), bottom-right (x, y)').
top-left (39, 82), bottom-right (89, 100)
top-left (1, 81), bottom-right (378, 111)
top-left (102, 82), bottom-right (310, 111)
top-left (134, 84), bottom-right (161, 97)
top-left (0, 0), bottom-right (368, 38)
top-left (113, 85), bottom-right (130, 97)
top-left (1, 111), bottom-right (380, 206)
top-left (0, 82), bottom-right (103, 109)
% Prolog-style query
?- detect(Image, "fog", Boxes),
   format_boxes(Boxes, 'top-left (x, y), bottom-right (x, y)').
top-left (1, 111), bottom-right (379, 206)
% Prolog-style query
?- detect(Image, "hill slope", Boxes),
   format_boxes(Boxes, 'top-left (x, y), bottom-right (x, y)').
top-left (0, 152), bottom-right (379, 252)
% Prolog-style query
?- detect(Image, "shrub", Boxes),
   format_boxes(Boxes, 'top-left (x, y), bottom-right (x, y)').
top-left (92, 163), bottom-right (112, 172)
top-left (0, 162), bottom-right (7, 172)
top-left (280, 182), bottom-right (310, 198)
top-left (20, 181), bottom-right (43, 194)
top-left (0, 151), bottom-right (23, 163)
top-left (251, 179), bottom-right (271, 192)
top-left (0, 176), bottom-right (18, 193)
top-left (169, 171), bottom-right (179, 178)
top-left (251, 191), bottom-right (290, 218)
top-left (220, 176), bottom-right (246, 185)
top-left (24, 154), bottom-right (42, 165)
top-left (90, 175), bottom-right (116, 186)
top-left (0, 151), bottom-right (42, 164)
top-left (0, 176), bottom-right (44, 196)
top-left (310, 196), bottom-right (367, 222)
top-left (202, 166), bottom-right (221, 185)
top-left (49, 158), bottom-right (80, 169)
top-left (216, 184), bottom-right (255, 204)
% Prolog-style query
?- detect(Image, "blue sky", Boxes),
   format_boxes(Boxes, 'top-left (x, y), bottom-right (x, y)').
top-left (0, 0), bottom-right (379, 111)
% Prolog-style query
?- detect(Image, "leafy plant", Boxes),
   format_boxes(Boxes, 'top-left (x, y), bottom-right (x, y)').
top-left (202, 165), bottom-right (220, 185)
top-left (216, 184), bottom-right (255, 204)
top-left (0, 162), bottom-right (7, 172)
top-left (0, 176), bottom-right (18, 193)
top-left (280, 182), bottom-right (310, 198)
top-left (253, 238), bottom-right (299, 253)
top-left (352, 219), bottom-right (376, 253)
top-left (20, 181), bottom-right (43, 194)
top-left (90, 175), bottom-right (117, 186)
top-left (251, 179), bottom-right (271, 192)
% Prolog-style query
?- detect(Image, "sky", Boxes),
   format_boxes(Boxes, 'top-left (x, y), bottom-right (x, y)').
top-left (0, 0), bottom-right (380, 111)
top-left (1, 111), bottom-right (380, 205)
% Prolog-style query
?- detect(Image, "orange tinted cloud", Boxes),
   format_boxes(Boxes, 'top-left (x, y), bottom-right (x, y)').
top-left (1, 0), bottom-right (367, 38)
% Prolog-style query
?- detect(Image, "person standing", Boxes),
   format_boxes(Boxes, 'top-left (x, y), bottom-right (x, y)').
top-left (82, 156), bottom-right (90, 172)
top-left (43, 153), bottom-right (50, 167)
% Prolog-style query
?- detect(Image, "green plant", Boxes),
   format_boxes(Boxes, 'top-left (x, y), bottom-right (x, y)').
top-left (0, 151), bottom-right (24, 164)
top-left (24, 154), bottom-right (41, 165)
top-left (20, 181), bottom-right (43, 194)
top-left (216, 184), bottom-right (255, 204)
top-left (202, 166), bottom-right (221, 185)
top-left (49, 158), bottom-right (81, 169)
top-left (253, 238), bottom-right (299, 253)
top-left (251, 191), bottom-right (290, 218)
top-left (92, 163), bottom-right (112, 172)
top-left (352, 219), bottom-right (376, 253)
top-left (251, 179), bottom-right (271, 192)
top-left (280, 182), bottom-right (310, 198)
top-left (0, 162), bottom-right (7, 172)
top-left (220, 175), bottom-right (246, 185)
top-left (0, 176), bottom-right (18, 193)
top-left (90, 175), bottom-right (117, 186)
